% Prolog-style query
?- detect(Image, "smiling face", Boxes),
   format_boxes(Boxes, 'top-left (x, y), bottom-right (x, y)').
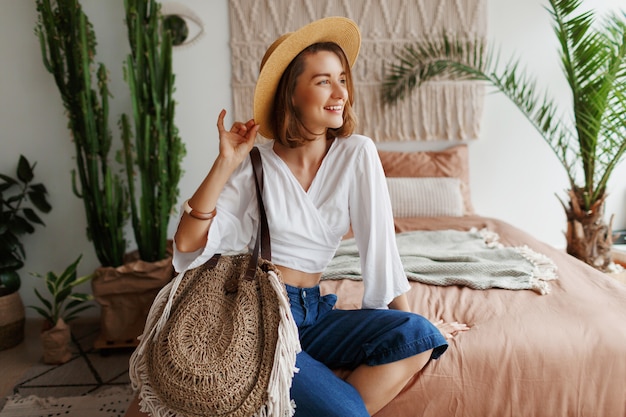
top-left (292, 51), bottom-right (348, 138)
top-left (271, 42), bottom-right (356, 148)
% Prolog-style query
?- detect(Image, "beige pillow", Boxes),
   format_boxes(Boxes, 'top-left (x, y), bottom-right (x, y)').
top-left (386, 177), bottom-right (464, 218)
top-left (378, 145), bottom-right (473, 214)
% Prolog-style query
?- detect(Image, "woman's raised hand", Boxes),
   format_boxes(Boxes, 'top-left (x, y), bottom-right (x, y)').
top-left (216, 109), bottom-right (260, 164)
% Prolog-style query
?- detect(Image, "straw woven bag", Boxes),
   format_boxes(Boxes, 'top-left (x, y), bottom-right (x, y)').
top-left (129, 148), bottom-right (300, 417)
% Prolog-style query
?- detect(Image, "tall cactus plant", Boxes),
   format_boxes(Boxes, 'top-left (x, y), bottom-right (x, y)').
top-left (120, 0), bottom-right (185, 262)
top-left (35, 0), bottom-right (128, 267)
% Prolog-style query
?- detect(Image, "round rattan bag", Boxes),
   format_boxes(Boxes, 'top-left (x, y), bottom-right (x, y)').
top-left (132, 253), bottom-right (298, 417)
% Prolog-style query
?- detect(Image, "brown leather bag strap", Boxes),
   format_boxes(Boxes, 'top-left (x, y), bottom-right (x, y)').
top-left (243, 147), bottom-right (270, 280)
top-left (250, 146), bottom-right (271, 260)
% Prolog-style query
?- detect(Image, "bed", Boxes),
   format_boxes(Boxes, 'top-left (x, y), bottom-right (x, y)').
top-left (126, 144), bottom-right (626, 417)
top-left (318, 144), bottom-right (626, 417)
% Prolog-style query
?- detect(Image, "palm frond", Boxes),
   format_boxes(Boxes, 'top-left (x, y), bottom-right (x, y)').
top-left (383, 34), bottom-right (578, 186)
top-left (382, 36), bottom-right (490, 104)
top-left (382, 0), bottom-right (626, 211)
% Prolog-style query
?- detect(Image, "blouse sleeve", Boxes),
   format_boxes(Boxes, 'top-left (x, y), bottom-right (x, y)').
top-left (348, 139), bottom-right (411, 309)
top-left (172, 157), bottom-right (258, 273)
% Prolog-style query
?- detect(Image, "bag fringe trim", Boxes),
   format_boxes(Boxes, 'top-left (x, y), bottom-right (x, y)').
top-left (255, 271), bottom-right (301, 417)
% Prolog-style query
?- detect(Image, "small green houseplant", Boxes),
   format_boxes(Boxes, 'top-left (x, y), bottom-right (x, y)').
top-left (29, 254), bottom-right (94, 326)
top-left (383, 0), bottom-right (626, 270)
top-left (29, 255), bottom-right (93, 363)
top-left (1, 155), bottom-right (52, 294)
top-left (0, 155), bottom-right (51, 350)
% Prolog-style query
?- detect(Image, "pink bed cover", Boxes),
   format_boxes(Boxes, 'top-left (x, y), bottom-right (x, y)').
top-left (320, 215), bottom-right (626, 417)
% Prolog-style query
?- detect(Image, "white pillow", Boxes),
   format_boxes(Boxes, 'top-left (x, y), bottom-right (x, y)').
top-left (386, 177), bottom-right (464, 217)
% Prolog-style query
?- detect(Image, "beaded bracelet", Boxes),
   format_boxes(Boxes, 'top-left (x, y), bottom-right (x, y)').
top-left (183, 199), bottom-right (217, 220)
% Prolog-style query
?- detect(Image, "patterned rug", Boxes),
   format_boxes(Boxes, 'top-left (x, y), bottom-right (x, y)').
top-left (0, 386), bottom-right (133, 417)
top-left (0, 321), bottom-right (134, 417)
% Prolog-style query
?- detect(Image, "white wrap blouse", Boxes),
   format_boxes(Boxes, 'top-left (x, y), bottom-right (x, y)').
top-left (173, 134), bottom-right (410, 309)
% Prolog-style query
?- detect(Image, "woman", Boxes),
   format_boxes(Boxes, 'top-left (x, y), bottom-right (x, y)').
top-left (174, 17), bottom-right (467, 417)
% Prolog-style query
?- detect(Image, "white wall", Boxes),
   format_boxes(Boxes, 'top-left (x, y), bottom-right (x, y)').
top-left (1, 0), bottom-right (625, 317)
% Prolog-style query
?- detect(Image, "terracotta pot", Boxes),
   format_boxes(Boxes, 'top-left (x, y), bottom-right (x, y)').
top-left (41, 318), bottom-right (72, 364)
top-left (92, 249), bottom-right (174, 345)
top-left (0, 292), bottom-right (25, 351)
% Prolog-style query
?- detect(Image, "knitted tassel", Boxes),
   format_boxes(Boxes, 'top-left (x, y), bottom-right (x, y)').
top-left (474, 227), bottom-right (558, 295)
top-left (514, 245), bottom-right (558, 295)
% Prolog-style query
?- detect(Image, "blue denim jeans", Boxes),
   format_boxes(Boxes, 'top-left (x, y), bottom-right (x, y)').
top-left (286, 284), bottom-right (448, 417)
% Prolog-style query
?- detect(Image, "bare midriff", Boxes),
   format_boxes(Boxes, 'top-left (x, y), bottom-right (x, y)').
top-left (276, 264), bottom-right (323, 288)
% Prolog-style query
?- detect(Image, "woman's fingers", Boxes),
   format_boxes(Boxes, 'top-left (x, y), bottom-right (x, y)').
top-left (246, 123), bottom-right (260, 141)
top-left (217, 109), bottom-right (227, 133)
top-left (245, 118), bottom-right (257, 130)
top-left (434, 319), bottom-right (470, 340)
top-left (216, 109), bottom-right (259, 158)
top-left (231, 122), bottom-right (247, 135)
top-left (233, 119), bottom-right (258, 136)
top-left (218, 109), bottom-right (258, 138)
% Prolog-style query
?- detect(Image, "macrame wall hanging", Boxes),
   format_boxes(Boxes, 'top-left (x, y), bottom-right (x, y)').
top-left (229, 0), bottom-right (487, 141)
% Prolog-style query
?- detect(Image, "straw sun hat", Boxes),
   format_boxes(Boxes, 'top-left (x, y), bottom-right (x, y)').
top-left (253, 16), bottom-right (362, 139)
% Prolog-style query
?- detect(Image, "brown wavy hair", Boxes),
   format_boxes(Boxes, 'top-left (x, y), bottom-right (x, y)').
top-left (271, 42), bottom-right (357, 147)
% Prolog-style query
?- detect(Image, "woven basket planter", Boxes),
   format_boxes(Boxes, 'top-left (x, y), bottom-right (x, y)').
top-left (0, 292), bottom-right (25, 351)
top-left (92, 251), bottom-right (173, 345)
top-left (41, 318), bottom-right (72, 364)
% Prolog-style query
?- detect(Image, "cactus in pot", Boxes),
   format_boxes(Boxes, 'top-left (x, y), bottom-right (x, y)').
top-left (35, 0), bottom-right (128, 267)
top-left (120, 0), bottom-right (185, 263)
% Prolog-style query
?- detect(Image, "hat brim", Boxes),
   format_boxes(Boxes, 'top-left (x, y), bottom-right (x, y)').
top-left (253, 17), bottom-right (361, 139)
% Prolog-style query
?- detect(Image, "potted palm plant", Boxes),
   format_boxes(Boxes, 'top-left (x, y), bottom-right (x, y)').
top-left (0, 155), bottom-right (52, 350)
top-left (29, 255), bottom-right (93, 364)
top-left (382, 0), bottom-right (626, 271)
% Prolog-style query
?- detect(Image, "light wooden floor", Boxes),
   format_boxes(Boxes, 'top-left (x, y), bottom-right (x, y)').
top-left (0, 319), bottom-right (44, 400)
